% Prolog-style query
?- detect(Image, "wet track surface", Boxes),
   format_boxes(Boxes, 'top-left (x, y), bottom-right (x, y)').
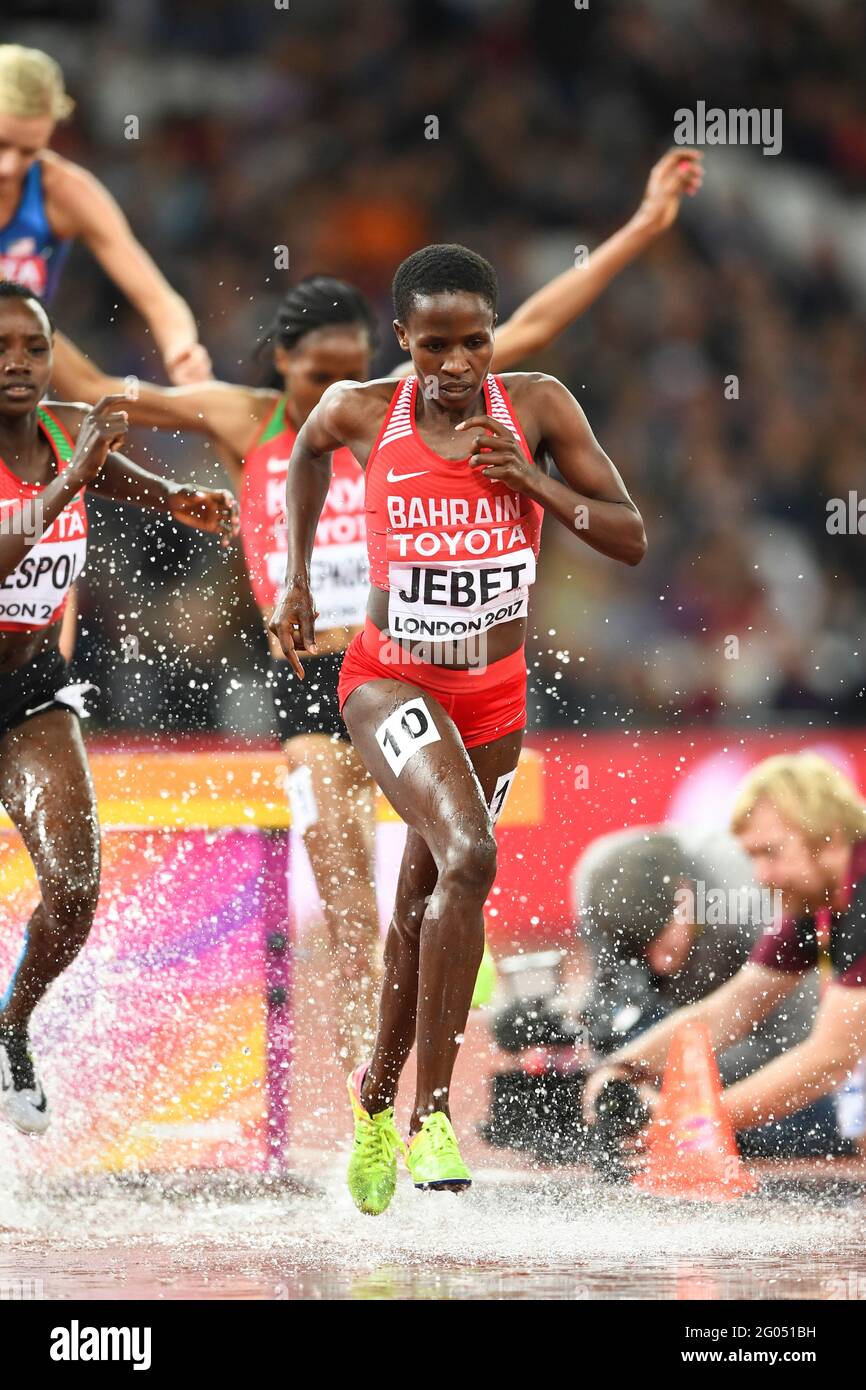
top-left (1, 1162), bottom-right (865, 1300)
top-left (2, 943), bottom-right (865, 1301)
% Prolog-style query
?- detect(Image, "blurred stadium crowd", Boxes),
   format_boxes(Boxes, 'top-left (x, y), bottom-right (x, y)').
top-left (12, 0), bottom-right (866, 734)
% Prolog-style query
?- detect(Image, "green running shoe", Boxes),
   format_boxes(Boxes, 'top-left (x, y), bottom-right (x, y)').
top-left (346, 1064), bottom-right (406, 1216)
top-left (406, 1112), bottom-right (472, 1193)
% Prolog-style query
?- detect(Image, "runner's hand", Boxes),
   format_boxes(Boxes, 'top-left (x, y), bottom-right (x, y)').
top-left (70, 395), bottom-right (129, 484)
top-left (168, 486), bottom-right (239, 548)
top-left (457, 415), bottom-right (535, 493)
top-left (637, 148), bottom-right (703, 235)
top-left (165, 341), bottom-right (213, 384)
top-left (268, 577), bottom-right (319, 678)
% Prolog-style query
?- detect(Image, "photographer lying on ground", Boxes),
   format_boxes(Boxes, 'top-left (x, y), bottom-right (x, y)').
top-left (575, 820), bottom-right (834, 1156)
top-left (582, 754), bottom-right (866, 1160)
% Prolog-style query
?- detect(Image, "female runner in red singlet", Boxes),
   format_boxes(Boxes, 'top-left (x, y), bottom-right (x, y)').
top-left (0, 283), bottom-right (237, 1137)
top-left (269, 244), bottom-right (646, 1211)
top-left (49, 150), bottom-right (701, 1075)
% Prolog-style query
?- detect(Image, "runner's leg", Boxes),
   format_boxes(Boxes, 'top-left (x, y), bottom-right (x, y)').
top-left (343, 677), bottom-right (521, 1132)
top-left (360, 825), bottom-right (437, 1105)
top-left (283, 732), bottom-right (379, 1065)
top-left (0, 708), bottom-right (101, 1028)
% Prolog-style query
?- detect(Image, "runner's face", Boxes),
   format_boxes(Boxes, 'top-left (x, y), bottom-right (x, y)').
top-left (0, 113), bottom-right (55, 185)
top-left (274, 325), bottom-right (371, 428)
top-left (736, 798), bottom-right (846, 914)
top-left (395, 293), bottom-right (496, 411)
top-left (0, 297), bottom-right (53, 419)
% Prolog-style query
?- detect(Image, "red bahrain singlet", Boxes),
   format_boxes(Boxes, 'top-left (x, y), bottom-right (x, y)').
top-left (0, 406), bottom-right (87, 632)
top-left (240, 398), bottom-right (368, 632)
top-left (364, 374), bottom-right (543, 643)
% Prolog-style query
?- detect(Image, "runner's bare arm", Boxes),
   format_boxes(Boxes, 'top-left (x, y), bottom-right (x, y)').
top-left (88, 454), bottom-right (239, 546)
top-left (387, 151), bottom-right (703, 376)
top-left (280, 382), bottom-right (352, 577)
top-left (86, 449), bottom-right (189, 506)
top-left (281, 379), bottom-right (386, 573)
top-left (47, 158), bottom-right (211, 383)
top-left (490, 150), bottom-right (703, 368)
top-left (49, 333), bottom-right (272, 460)
top-left (529, 377), bottom-right (647, 562)
top-left (268, 381), bottom-right (375, 672)
top-left (49, 332), bottom-right (107, 400)
top-left (54, 405), bottom-right (239, 543)
top-left (461, 376), bottom-right (646, 565)
top-left (0, 397), bottom-right (127, 580)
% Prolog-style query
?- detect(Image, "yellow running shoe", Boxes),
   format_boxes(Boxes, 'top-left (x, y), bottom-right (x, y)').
top-left (346, 1064), bottom-right (407, 1216)
top-left (406, 1112), bottom-right (472, 1192)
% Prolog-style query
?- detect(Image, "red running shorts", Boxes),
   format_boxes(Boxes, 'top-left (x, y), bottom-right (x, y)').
top-left (337, 619), bottom-right (527, 749)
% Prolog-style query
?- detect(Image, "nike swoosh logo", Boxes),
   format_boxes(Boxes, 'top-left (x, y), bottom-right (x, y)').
top-left (386, 468), bottom-right (428, 482)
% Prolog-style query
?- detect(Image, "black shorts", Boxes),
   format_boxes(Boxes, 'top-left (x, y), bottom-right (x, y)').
top-left (266, 652), bottom-right (350, 742)
top-left (0, 647), bottom-right (96, 742)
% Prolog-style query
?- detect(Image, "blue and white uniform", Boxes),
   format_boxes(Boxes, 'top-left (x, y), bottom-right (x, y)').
top-left (0, 161), bottom-right (70, 300)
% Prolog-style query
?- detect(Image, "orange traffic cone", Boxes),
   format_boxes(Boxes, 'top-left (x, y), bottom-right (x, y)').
top-left (633, 1020), bottom-right (757, 1200)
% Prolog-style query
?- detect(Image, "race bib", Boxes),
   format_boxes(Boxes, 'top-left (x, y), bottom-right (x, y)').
top-left (309, 541), bottom-right (369, 631)
top-left (0, 538), bottom-right (87, 628)
top-left (266, 540), bottom-right (369, 632)
top-left (387, 547), bottom-right (535, 642)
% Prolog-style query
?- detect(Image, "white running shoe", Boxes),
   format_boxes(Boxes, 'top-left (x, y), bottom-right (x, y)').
top-left (0, 1025), bottom-right (50, 1135)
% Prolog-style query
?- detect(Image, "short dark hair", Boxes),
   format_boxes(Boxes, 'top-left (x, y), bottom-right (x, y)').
top-left (392, 243), bottom-right (499, 324)
top-left (0, 280), bottom-right (54, 331)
